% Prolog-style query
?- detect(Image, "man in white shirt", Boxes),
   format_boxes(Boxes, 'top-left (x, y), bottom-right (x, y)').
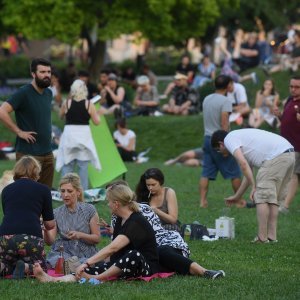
top-left (211, 128), bottom-right (295, 243)
top-left (227, 81), bottom-right (251, 124)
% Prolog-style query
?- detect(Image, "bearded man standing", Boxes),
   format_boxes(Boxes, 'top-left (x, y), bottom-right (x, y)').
top-left (0, 58), bottom-right (54, 188)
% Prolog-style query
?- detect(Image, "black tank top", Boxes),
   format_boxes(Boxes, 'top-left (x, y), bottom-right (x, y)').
top-left (106, 85), bottom-right (127, 107)
top-left (65, 99), bottom-right (90, 125)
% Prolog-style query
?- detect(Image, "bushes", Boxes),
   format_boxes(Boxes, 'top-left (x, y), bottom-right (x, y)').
top-left (0, 55), bottom-right (31, 80)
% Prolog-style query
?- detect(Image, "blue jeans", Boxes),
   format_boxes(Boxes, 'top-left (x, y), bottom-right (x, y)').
top-left (61, 159), bottom-right (89, 190)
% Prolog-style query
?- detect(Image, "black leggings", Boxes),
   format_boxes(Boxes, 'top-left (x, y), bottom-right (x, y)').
top-left (158, 245), bottom-right (193, 275)
top-left (117, 147), bottom-right (137, 162)
top-left (84, 250), bottom-right (152, 279)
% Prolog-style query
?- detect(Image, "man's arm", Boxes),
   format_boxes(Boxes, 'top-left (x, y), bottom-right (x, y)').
top-left (224, 148), bottom-right (255, 204)
top-left (221, 111), bottom-right (230, 131)
top-left (240, 48), bottom-right (259, 57)
top-left (0, 102), bottom-right (37, 143)
top-left (233, 148), bottom-right (255, 199)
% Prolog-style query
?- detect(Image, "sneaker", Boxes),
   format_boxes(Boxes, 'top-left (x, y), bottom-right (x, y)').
top-left (13, 260), bottom-right (25, 279)
top-left (268, 238), bottom-right (278, 243)
top-left (279, 206), bottom-right (289, 214)
top-left (204, 270), bottom-right (225, 280)
top-left (251, 72), bottom-right (258, 84)
top-left (154, 110), bottom-right (164, 117)
top-left (251, 236), bottom-right (269, 244)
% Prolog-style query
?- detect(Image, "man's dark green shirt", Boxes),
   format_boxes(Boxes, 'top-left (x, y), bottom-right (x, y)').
top-left (7, 84), bottom-right (52, 155)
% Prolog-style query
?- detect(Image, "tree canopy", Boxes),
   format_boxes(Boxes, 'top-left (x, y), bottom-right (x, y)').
top-left (1, 0), bottom-right (240, 45)
top-left (0, 0), bottom-right (297, 78)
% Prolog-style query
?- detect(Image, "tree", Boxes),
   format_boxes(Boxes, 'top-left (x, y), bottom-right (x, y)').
top-left (216, 0), bottom-right (299, 33)
top-left (0, 0), bottom-right (239, 80)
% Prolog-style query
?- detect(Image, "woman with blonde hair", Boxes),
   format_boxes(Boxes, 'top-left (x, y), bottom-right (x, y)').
top-left (34, 183), bottom-right (160, 282)
top-left (45, 173), bottom-right (100, 269)
top-left (56, 79), bottom-right (101, 190)
top-left (0, 156), bottom-right (55, 278)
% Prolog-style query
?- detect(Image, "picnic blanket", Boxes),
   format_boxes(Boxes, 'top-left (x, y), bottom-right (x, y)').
top-left (47, 269), bottom-right (175, 282)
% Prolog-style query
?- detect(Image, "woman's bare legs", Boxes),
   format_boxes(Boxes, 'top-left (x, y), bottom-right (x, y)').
top-left (189, 262), bottom-right (206, 275)
top-left (33, 263), bottom-right (76, 283)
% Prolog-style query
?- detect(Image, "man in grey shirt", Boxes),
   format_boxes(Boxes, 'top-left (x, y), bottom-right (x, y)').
top-left (134, 75), bottom-right (159, 116)
top-left (200, 75), bottom-right (242, 208)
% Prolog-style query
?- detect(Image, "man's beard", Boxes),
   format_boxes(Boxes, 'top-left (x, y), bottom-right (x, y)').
top-left (35, 76), bottom-right (51, 88)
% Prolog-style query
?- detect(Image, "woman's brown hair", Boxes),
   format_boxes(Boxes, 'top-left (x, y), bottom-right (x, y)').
top-left (13, 155), bottom-right (41, 181)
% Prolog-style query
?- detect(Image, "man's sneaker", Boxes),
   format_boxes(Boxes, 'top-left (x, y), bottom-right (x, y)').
top-left (251, 236), bottom-right (269, 244)
top-left (268, 238), bottom-right (278, 243)
top-left (279, 206), bottom-right (289, 214)
top-left (154, 110), bottom-right (164, 117)
top-left (204, 270), bottom-right (225, 280)
top-left (251, 72), bottom-right (258, 84)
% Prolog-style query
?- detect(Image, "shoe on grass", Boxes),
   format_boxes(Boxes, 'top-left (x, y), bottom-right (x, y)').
top-left (251, 236), bottom-right (269, 244)
top-left (279, 206), bottom-right (289, 214)
top-left (268, 238), bottom-right (278, 243)
top-left (12, 260), bottom-right (25, 279)
top-left (204, 270), bottom-right (225, 279)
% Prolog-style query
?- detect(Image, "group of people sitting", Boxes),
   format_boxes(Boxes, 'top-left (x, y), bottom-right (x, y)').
top-left (0, 157), bottom-right (225, 282)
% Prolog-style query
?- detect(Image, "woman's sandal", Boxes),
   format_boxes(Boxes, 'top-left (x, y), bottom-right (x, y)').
top-left (251, 236), bottom-right (269, 244)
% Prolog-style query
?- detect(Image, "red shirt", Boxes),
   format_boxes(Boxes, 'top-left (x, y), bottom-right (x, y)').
top-left (280, 96), bottom-right (300, 151)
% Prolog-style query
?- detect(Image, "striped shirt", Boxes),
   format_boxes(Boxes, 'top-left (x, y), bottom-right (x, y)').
top-left (47, 202), bottom-right (98, 267)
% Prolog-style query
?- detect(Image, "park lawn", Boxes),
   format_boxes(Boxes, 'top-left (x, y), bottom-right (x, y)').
top-left (0, 69), bottom-right (299, 299)
top-left (0, 160), bottom-right (299, 300)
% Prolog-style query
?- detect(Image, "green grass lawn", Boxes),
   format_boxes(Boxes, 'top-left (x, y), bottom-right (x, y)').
top-left (0, 69), bottom-right (300, 299)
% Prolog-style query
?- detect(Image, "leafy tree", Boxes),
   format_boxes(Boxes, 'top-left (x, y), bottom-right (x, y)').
top-left (0, 0), bottom-right (239, 80)
top-left (216, 0), bottom-right (299, 33)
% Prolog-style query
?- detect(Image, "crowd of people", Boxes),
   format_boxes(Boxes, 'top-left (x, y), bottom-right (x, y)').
top-left (0, 25), bottom-right (299, 283)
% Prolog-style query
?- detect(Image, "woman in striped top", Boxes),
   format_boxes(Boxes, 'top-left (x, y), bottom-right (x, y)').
top-left (44, 173), bottom-right (100, 268)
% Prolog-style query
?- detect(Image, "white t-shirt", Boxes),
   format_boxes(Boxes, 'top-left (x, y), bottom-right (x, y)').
top-left (113, 129), bottom-right (136, 149)
top-left (224, 129), bottom-right (293, 167)
top-left (227, 82), bottom-right (248, 106)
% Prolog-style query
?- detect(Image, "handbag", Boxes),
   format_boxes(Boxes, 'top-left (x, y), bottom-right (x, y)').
top-left (162, 221), bottom-right (182, 233)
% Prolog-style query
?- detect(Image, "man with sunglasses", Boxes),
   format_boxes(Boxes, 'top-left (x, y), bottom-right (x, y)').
top-left (211, 129), bottom-right (295, 243)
